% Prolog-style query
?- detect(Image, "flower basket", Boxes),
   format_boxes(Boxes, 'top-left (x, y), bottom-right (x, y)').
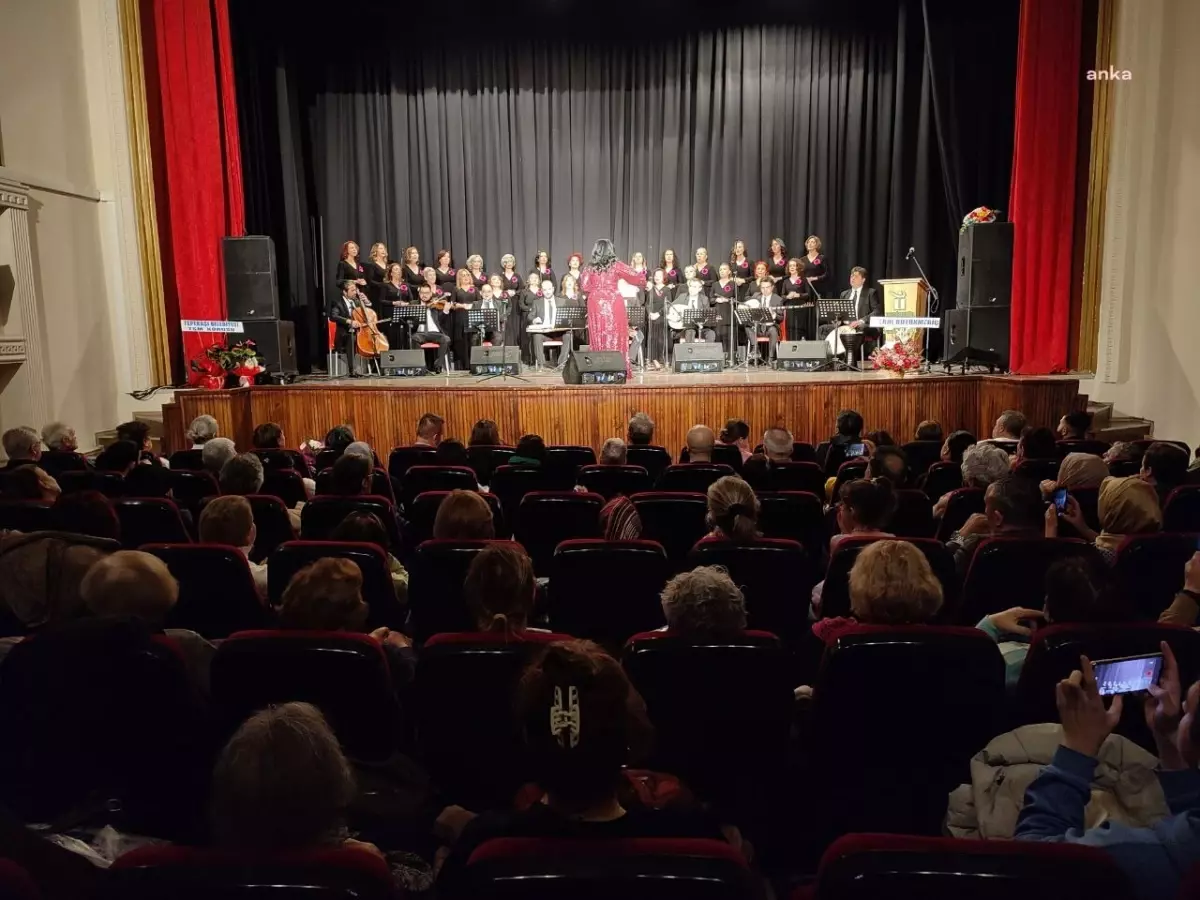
top-left (188, 340), bottom-right (265, 390)
top-left (869, 339), bottom-right (924, 376)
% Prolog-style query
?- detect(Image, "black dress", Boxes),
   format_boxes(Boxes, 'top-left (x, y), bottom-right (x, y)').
top-left (362, 260), bottom-right (388, 304)
top-left (711, 279), bottom-right (738, 350)
top-left (731, 257), bottom-right (753, 300)
top-left (661, 264), bottom-right (683, 298)
top-left (781, 276), bottom-right (816, 340)
top-left (694, 262), bottom-right (717, 292)
top-left (378, 281), bottom-right (414, 348)
top-left (336, 258), bottom-right (365, 287)
top-left (645, 287), bottom-right (671, 365)
top-left (435, 266), bottom-right (457, 288)
top-left (533, 266), bottom-right (556, 290)
top-left (801, 253), bottom-right (831, 299)
top-left (451, 286), bottom-right (478, 370)
top-left (499, 271), bottom-right (522, 301)
top-left (766, 256), bottom-right (788, 285)
top-left (402, 264), bottom-right (424, 289)
top-left (511, 289), bottom-right (538, 364)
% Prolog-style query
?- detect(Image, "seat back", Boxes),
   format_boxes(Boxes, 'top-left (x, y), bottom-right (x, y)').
top-left (630, 492), bottom-right (709, 566)
top-left (655, 463), bottom-right (735, 493)
top-left (1113, 532), bottom-right (1200, 619)
top-left (415, 631), bottom-right (571, 809)
top-left (387, 445), bottom-right (439, 481)
top-left (313, 448), bottom-right (342, 472)
top-left (515, 491), bottom-right (604, 574)
top-left (935, 488), bottom-right (986, 542)
top-left (467, 445), bottom-right (514, 486)
top-left (902, 441), bottom-right (943, 477)
top-left (37, 449), bottom-right (89, 479)
top-left (755, 491), bottom-right (826, 560)
top-left (921, 461), bottom-right (963, 502)
top-left (576, 464), bottom-right (652, 500)
top-left (489, 466), bottom-right (548, 524)
top-left (811, 626), bottom-right (1005, 835)
top-left (459, 837), bottom-right (756, 900)
top-left (1133, 438), bottom-right (1191, 456)
top-left (299, 495), bottom-right (402, 549)
top-left (408, 490), bottom-right (507, 544)
top-left (168, 449), bottom-right (205, 471)
top-left (1164, 485), bottom-right (1200, 532)
top-left (1108, 459), bottom-right (1141, 478)
top-left (820, 537), bottom-right (960, 621)
top-left (145, 543), bottom-right (273, 639)
top-left (549, 540), bottom-right (670, 645)
top-left (624, 631), bottom-right (793, 817)
top-left (267, 541), bottom-right (404, 629)
top-left (0, 501), bottom-right (54, 534)
top-left (1013, 458), bottom-right (1060, 482)
top-left (753, 441), bottom-right (817, 463)
top-left (94, 471), bottom-right (128, 498)
top-left (624, 446), bottom-right (673, 482)
top-left (399, 465), bottom-right (478, 510)
top-left (211, 630), bottom-right (400, 762)
top-left (169, 470), bottom-right (220, 514)
top-left (681, 444), bottom-right (743, 472)
top-left (743, 460), bottom-right (825, 496)
top-left (252, 447), bottom-right (312, 477)
top-left (960, 538), bottom-right (1098, 623)
top-left (1057, 439), bottom-right (1111, 457)
top-left (113, 497), bottom-right (191, 549)
top-left (56, 470), bottom-right (100, 495)
top-left (831, 459), bottom-right (870, 499)
top-left (409, 540), bottom-right (498, 641)
top-left (124, 465), bottom-right (174, 499)
top-left (1069, 486), bottom-right (1102, 531)
top-left (815, 833), bottom-right (1136, 900)
top-left (889, 489), bottom-right (935, 538)
top-left (245, 494), bottom-right (295, 562)
top-left (261, 469), bottom-right (307, 508)
top-left (689, 538), bottom-right (814, 641)
top-left (544, 445), bottom-right (598, 490)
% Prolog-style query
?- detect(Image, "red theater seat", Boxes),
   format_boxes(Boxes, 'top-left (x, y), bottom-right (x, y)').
top-left (144, 543), bottom-right (273, 639)
top-left (268, 540), bottom-right (403, 630)
top-left (689, 537), bottom-right (814, 642)
top-left (631, 492), bottom-right (709, 566)
top-left (514, 491), bottom-right (604, 574)
top-left (549, 540), bottom-right (670, 645)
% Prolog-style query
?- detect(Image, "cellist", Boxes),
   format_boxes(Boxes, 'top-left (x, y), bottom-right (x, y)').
top-left (326, 279), bottom-right (366, 378)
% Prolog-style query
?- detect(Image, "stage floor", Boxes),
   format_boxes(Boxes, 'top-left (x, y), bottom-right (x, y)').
top-left (163, 370), bottom-right (1082, 461)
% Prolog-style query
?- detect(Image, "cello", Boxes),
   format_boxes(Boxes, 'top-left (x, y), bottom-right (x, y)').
top-left (352, 298), bottom-right (389, 357)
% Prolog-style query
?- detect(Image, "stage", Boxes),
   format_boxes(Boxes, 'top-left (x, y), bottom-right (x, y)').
top-left (162, 368), bottom-right (1081, 459)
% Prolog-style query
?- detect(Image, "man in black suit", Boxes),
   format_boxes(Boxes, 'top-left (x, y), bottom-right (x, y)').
top-left (411, 283), bottom-right (451, 373)
top-left (843, 266), bottom-right (882, 352)
top-left (529, 278), bottom-right (574, 367)
top-left (327, 279), bottom-right (365, 377)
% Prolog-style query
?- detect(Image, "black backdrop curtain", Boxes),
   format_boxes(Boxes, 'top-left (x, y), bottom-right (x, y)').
top-left (232, 0), bottom-right (1016, 371)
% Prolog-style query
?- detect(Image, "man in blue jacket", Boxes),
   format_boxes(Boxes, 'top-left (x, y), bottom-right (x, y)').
top-left (1016, 641), bottom-right (1200, 899)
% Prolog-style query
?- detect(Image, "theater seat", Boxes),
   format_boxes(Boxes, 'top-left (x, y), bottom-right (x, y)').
top-left (408, 489), bottom-right (507, 543)
top-left (624, 630), bottom-right (792, 820)
top-left (808, 626), bottom-right (1004, 837)
top-left (624, 446), bottom-right (673, 482)
top-left (211, 630), bottom-right (401, 763)
top-left (245, 494), bottom-right (296, 562)
top-left (901, 441), bottom-right (943, 477)
top-left (169, 469), bottom-right (220, 514)
top-left (0, 500), bottom-right (54, 534)
top-left (261, 469), bottom-right (308, 508)
top-left (655, 463), bottom-right (735, 493)
top-left (489, 465), bottom-right (548, 523)
top-left (37, 449), bottom-right (89, 480)
top-left (515, 491), bottom-right (604, 574)
top-left (631, 492), bottom-right (709, 567)
top-left (268, 540), bottom-right (404, 630)
top-left (0, 859), bottom-right (38, 900)
top-left (820, 537), bottom-right (959, 621)
top-left (680, 443), bottom-right (743, 472)
top-left (144, 543), bottom-right (273, 639)
top-left (922, 461), bottom-right (963, 502)
top-left (467, 445), bottom-right (515, 486)
top-left (388, 445), bottom-right (439, 481)
top-left (415, 630), bottom-right (571, 809)
top-left (409, 539), bottom-right (502, 642)
top-left (960, 537), bottom-right (1099, 623)
top-left (741, 461), bottom-right (825, 496)
top-left (576, 464), bottom-right (652, 500)
top-left (1013, 458), bottom-right (1059, 482)
top-left (299, 495), bottom-right (402, 550)
top-left (399, 465), bottom-right (478, 510)
top-left (544, 445), bottom-right (598, 489)
top-left (458, 837), bottom-right (756, 900)
top-left (889, 489), bottom-right (936, 538)
top-left (168, 449), bottom-right (204, 471)
top-left (811, 832), bottom-right (1136, 900)
top-left (756, 491), bottom-right (827, 560)
top-left (831, 459), bottom-right (870, 499)
top-left (935, 488), bottom-right (986, 542)
top-left (689, 537), bottom-right (814, 642)
top-left (252, 447), bottom-right (313, 478)
top-left (57, 470), bottom-right (101, 495)
top-left (1057, 438), bottom-right (1112, 458)
top-left (1112, 532), bottom-right (1200, 620)
top-left (549, 540), bottom-right (670, 645)
top-left (124, 465), bottom-right (174, 499)
top-left (1164, 485), bottom-right (1200, 532)
top-left (113, 497), bottom-right (191, 549)
top-left (104, 843), bottom-right (394, 900)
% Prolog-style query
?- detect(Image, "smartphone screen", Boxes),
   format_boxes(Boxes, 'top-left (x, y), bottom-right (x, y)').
top-left (1093, 653), bottom-right (1163, 696)
top-left (847, 442), bottom-right (866, 458)
top-left (1054, 488), bottom-right (1068, 512)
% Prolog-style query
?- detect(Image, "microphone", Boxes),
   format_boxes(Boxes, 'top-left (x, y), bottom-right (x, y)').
top-left (906, 247), bottom-right (915, 260)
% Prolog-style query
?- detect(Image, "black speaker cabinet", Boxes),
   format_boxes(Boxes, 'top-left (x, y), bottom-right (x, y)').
top-left (672, 343), bottom-right (724, 375)
top-left (956, 222), bottom-right (1013, 308)
top-left (380, 349), bottom-right (429, 376)
top-left (943, 307), bottom-right (1010, 370)
top-left (776, 340), bottom-right (829, 372)
top-left (470, 345), bottom-right (521, 376)
top-left (564, 350), bottom-right (627, 384)
top-left (224, 235), bottom-right (280, 320)
top-left (239, 320), bottom-right (297, 374)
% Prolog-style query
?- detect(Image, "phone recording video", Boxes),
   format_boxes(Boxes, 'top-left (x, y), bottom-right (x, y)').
top-left (1093, 653), bottom-right (1163, 696)
top-left (1054, 488), bottom-right (1068, 513)
top-left (847, 443), bottom-right (866, 458)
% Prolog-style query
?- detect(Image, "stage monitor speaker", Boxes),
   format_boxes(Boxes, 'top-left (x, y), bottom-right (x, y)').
top-left (224, 235), bottom-right (279, 321)
top-left (239, 319), bottom-right (297, 374)
top-left (776, 340), bottom-right (829, 372)
top-left (470, 345), bottom-right (521, 376)
top-left (564, 350), bottom-right (627, 384)
top-left (943, 307), bottom-right (1010, 370)
top-left (673, 342), bottom-right (725, 375)
top-left (956, 222), bottom-right (1013, 309)
top-left (380, 349), bottom-right (429, 376)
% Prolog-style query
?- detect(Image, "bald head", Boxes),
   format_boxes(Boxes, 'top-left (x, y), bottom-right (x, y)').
top-left (686, 425), bottom-right (715, 463)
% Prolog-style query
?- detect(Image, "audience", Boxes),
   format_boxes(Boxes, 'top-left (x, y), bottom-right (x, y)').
top-left (0, 528), bottom-right (113, 637)
top-left (328, 454), bottom-right (373, 496)
top-left (865, 430), bottom-right (895, 450)
top-left (627, 412), bottom-right (655, 447)
top-left (186, 415), bottom-right (219, 448)
top-left (979, 555), bottom-right (1131, 688)
top-left (219, 453), bottom-right (265, 495)
top-left (915, 420), bottom-right (944, 443)
top-left (469, 419), bottom-right (501, 446)
top-left (5, 465), bottom-right (61, 503)
top-left (1056, 410), bottom-right (1093, 441)
top-left (435, 439), bottom-right (471, 467)
top-left (51, 490), bottom-right (120, 540)
top-left (599, 494), bottom-right (642, 541)
top-left (330, 512), bottom-right (409, 604)
top-left (432, 489), bottom-right (495, 540)
top-left (941, 429), bottom-right (977, 464)
top-left (961, 442), bottom-right (1011, 489)
top-left (251, 422), bottom-right (286, 450)
top-left (198, 496), bottom-right (268, 601)
top-left (705, 476), bottom-right (760, 541)
top-left (1159, 552), bottom-right (1200, 627)
top-left (948, 474), bottom-right (1045, 575)
top-left (1141, 441), bottom-right (1189, 506)
top-left (463, 542), bottom-right (538, 636)
top-left (659, 566), bottom-right (747, 639)
top-left (201, 438), bottom-right (237, 477)
top-left (1041, 452), bottom-right (1109, 497)
top-left (116, 420), bottom-right (164, 466)
top-left (1013, 426), bottom-right (1059, 466)
top-left (990, 409), bottom-right (1027, 444)
top-left (323, 425), bottom-right (356, 457)
top-left (415, 413), bottom-right (445, 448)
top-left (509, 434), bottom-right (547, 467)
top-left (685, 424), bottom-right (715, 464)
top-left (1050, 475), bottom-right (1162, 563)
top-left (2, 426), bottom-right (43, 470)
top-left (1104, 440), bottom-right (1143, 467)
top-left (869, 445), bottom-right (909, 488)
top-left (598, 438), bottom-right (627, 466)
top-left (830, 409), bottom-right (864, 446)
top-left (95, 439), bottom-right (140, 475)
top-left (811, 478), bottom-right (897, 615)
top-left (41, 421), bottom-right (79, 453)
top-left (742, 427), bottom-right (794, 483)
top-left (718, 419), bottom-right (752, 462)
top-left (344, 441), bottom-right (374, 462)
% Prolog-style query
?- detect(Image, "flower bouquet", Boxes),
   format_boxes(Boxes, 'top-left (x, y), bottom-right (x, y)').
top-left (188, 340), bottom-right (265, 389)
top-left (297, 438), bottom-right (324, 473)
top-left (960, 205), bottom-right (1000, 233)
top-left (869, 339), bottom-right (924, 377)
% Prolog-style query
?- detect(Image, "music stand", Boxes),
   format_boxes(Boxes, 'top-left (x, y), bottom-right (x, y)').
top-left (734, 303), bottom-right (777, 369)
top-left (671, 309), bottom-right (719, 366)
top-left (626, 305), bottom-right (647, 369)
top-left (817, 299), bottom-right (855, 327)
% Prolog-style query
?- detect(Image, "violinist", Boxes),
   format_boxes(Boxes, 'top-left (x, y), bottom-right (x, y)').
top-left (379, 262), bottom-right (414, 348)
top-left (326, 279), bottom-right (365, 377)
top-left (412, 283), bottom-right (450, 373)
top-left (422, 265), bottom-right (448, 302)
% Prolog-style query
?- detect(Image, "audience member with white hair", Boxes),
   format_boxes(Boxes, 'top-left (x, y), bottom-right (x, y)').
top-left (186, 415), bottom-right (219, 448)
top-left (627, 411), bottom-right (656, 447)
top-left (659, 565), bottom-right (748, 638)
top-left (202, 437), bottom-right (238, 477)
top-left (599, 438), bottom-right (627, 466)
top-left (1, 427), bottom-right (42, 470)
top-left (41, 422), bottom-right (79, 453)
top-left (933, 440), bottom-right (1012, 518)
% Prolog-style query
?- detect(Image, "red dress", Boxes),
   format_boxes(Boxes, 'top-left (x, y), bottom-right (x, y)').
top-left (580, 261), bottom-right (640, 377)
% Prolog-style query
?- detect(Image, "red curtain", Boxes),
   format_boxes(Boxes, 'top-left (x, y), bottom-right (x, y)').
top-left (1008, 0), bottom-right (1083, 374)
top-left (144, 0), bottom-right (245, 369)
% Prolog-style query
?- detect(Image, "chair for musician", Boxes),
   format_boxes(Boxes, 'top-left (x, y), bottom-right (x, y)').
top-left (268, 540), bottom-right (404, 630)
top-left (959, 537), bottom-right (1100, 624)
top-left (408, 539), bottom-right (497, 642)
top-left (1164, 485), bottom-right (1200, 532)
top-left (387, 445), bottom-right (439, 481)
top-left (689, 537), bottom-right (814, 642)
top-left (631, 492), bottom-right (710, 568)
top-left (549, 540), bottom-right (671, 646)
top-left (168, 449), bottom-right (204, 471)
top-left (889, 489), bottom-right (936, 538)
top-left (922, 461), bottom-right (963, 502)
top-left (1112, 532), bottom-right (1200, 620)
top-left (544, 445), bottom-right (597, 490)
top-left (169, 469), bottom-right (219, 514)
top-left (819, 537), bottom-right (960, 621)
top-left (681, 444), bottom-right (743, 472)
top-left (901, 441), bottom-right (943, 478)
top-left (807, 626), bottom-right (1005, 837)
top-left (0, 501), bottom-right (54, 534)
top-left (534, 334), bottom-right (566, 370)
top-left (489, 465), bottom-right (548, 524)
top-left (655, 463), bottom-right (735, 493)
top-left (262, 468), bottom-right (308, 508)
top-left (38, 449), bottom-right (89, 480)
top-left (468, 445), bottom-right (515, 486)
top-left (415, 630), bottom-right (571, 810)
top-left (623, 630), bottom-right (793, 824)
top-left (408, 490), bottom-right (507, 544)
top-left (103, 845), bottom-right (395, 900)
top-left (112, 497), bottom-right (191, 549)
top-left (576, 464), bottom-right (652, 500)
top-left (399, 465), bottom-right (477, 510)
top-left (211, 630), bottom-right (401, 763)
top-left (246, 494), bottom-right (296, 562)
top-left (935, 488), bottom-right (986, 542)
top-left (624, 446), bottom-right (673, 483)
top-left (455, 837), bottom-right (757, 900)
top-left (811, 833), bottom-right (1136, 900)
top-left (756, 491), bottom-right (827, 560)
top-left (1013, 458), bottom-right (1059, 483)
top-left (144, 543), bottom-right (273, 639)
top-left (1057, 438), bottom-right (1112, 458)
top-left (300, 495), bottom-right (402, 549)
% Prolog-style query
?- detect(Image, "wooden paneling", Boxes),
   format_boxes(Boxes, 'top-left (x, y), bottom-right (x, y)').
top-left (172, 375), bottom-right (1080, 459)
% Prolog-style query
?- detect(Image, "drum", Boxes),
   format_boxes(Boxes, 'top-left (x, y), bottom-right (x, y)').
top-left (826, 324), bottom-right (856, 355)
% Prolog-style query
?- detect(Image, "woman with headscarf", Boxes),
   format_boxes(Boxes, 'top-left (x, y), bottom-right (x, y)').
top-left (1048, 475), bottom-right (1162, 564)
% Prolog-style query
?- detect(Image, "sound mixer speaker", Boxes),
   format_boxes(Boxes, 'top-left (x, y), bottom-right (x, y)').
top-left (224, 235), bottom-right (279, 321)
top-left (239, 320), bottom-right (297, 375)
top-left (943, 307), bottom-right (1009, 370)
top-left (956, 222), bottom-right (1013, 308)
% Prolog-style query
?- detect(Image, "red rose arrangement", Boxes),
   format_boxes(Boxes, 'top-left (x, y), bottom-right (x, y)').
top-left (188, 340), bottom-right (265, 390)
top-left (869, 339), bottom-right (924, 374)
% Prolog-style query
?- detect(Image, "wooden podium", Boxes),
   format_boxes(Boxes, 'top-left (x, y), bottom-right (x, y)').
top-left (878, 277), bottom-right (930, 345)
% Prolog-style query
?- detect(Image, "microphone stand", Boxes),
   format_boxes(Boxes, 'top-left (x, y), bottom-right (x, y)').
top-left (906, 248), bottom-right (939, 374)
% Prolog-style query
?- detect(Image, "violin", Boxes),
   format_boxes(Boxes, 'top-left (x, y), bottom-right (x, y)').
top-left (352, 299), bottom-right (390, 357)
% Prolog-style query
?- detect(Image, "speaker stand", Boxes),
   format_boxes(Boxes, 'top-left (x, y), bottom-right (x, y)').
top-left (475, 368), bottom-right (531, 384)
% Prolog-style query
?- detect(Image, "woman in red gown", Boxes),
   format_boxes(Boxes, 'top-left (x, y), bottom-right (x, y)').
top-left (578, 238), bottom-right (641, 378)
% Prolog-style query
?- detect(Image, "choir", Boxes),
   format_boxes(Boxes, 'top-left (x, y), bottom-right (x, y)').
top-left (331, 236), bottom-right (853, 375)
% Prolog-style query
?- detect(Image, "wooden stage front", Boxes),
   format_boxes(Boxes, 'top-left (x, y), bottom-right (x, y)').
top-left (162, 369), bottom-right (1081, 459)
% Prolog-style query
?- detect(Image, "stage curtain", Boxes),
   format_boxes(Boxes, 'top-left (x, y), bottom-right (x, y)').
top-left (143, 0), bottom-right (245, 370)
top-left (1008, 0), bottom-right (1083, 374)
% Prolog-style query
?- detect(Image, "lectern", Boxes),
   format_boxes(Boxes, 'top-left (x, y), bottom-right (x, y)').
top-left (877, 278), bottom-right (930, 346)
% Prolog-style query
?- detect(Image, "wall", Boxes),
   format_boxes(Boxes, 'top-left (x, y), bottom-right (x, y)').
top-left (0, 0), bottom-right (152, 452)
top-left (1082, 0), bottom-right (1200, 452)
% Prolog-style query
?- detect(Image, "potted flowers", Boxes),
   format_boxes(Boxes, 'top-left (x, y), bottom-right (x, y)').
top-left (188, 340), bottom-right (265, 390)
top-left (869, 339), bottom-right (924, 377)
